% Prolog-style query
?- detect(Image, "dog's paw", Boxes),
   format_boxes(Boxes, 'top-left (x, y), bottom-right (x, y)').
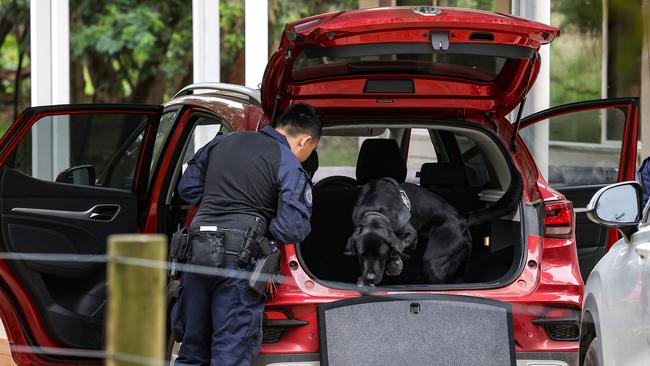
top-left (385, 257), bottom-right (403, 276)
top-left (357, 277), bottom-right (365, 287)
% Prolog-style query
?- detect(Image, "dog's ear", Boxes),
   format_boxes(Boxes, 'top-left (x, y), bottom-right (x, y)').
top-left (396, 224), bottom-right (418, 254)
top-left (386, 230), bottom-right (406, 258)
top-left (387, 226), bottom-right (417, 260)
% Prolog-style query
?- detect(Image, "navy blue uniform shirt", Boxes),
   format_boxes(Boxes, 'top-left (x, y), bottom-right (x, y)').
top-left (178, 126), bottom-right (313, 244)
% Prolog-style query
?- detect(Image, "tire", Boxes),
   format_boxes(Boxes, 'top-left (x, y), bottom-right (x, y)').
top-left (583, 337), bottom-right (602, 366)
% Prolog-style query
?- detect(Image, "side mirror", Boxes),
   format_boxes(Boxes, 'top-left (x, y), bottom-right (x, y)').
top-left (586, 181), bottom-right (642, 241)
top-left (55, 165), bottom-right (96, 186)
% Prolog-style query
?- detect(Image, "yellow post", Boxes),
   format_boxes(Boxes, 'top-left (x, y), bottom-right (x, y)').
top-left (106, 234), bottom-right (167, 366)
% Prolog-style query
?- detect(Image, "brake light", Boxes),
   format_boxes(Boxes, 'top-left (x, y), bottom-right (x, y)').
top-left (543, 200), bottom-right (574, 239)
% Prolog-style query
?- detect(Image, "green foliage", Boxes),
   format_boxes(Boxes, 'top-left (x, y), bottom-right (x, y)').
top-left (268, 0), bottom-right (358, 52)
top-left (317, 136), bottom-right (359, 167)
top-left (552, 0), bottom-right (602, 34)
top-left (435, 0), bottom-right (495, 11)
top-left (69, 0), bottom-right (192, 103)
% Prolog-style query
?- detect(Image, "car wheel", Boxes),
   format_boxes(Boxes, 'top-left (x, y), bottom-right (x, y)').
top-left (583, 337), bottom-right (602, 366)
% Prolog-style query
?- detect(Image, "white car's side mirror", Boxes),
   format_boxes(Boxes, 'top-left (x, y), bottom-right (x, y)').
top-left (586, 181), bottom-right (643, 241)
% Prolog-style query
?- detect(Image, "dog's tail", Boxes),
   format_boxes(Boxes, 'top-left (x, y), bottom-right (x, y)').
top-left (466, 170), bottom-right (523, 227)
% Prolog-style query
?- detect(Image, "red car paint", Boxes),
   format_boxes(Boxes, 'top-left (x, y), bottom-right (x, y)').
top-left (0, 6), bottom-right (640, 366)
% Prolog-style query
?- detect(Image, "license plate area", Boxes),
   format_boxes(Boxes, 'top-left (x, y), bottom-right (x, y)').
top-left (317, 294), bottom-right (515, 366)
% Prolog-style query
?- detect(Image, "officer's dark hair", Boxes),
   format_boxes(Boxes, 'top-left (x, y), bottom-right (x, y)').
top-left (276, 104), bottom-right (322, 139)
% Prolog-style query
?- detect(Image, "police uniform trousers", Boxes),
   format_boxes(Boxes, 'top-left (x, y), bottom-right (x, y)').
top-left (173, 254), bottom-right (266, 366)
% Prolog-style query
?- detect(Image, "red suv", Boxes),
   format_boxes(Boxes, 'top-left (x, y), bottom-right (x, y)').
top-left (0, 6), bottom-right (639, 366)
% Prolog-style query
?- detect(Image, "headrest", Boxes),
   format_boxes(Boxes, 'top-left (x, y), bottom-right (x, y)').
top-left (302, 150), bottom-right (319, 178)
top-left (419, 162), bottom-right (467, 187)
top-left (356, 139), bottom-right (407, 184)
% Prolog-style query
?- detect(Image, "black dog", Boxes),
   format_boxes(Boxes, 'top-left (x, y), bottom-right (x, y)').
top-left (345, 178), bottom-right (418, 286)
top-left (347, 175), bottom-right (522, 286)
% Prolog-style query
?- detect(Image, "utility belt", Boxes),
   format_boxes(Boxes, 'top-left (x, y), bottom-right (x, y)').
top-left (168, 217), bottom-right (280, 296)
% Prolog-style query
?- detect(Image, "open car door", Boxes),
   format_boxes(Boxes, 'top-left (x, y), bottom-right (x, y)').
top-left (0, 104), bottom-right (162, 365)
top-left (520, 98), bottom-right (639, 281)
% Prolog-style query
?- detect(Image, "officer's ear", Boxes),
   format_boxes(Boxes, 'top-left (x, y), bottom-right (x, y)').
top-left (297, 134), bottom-right (315, 150)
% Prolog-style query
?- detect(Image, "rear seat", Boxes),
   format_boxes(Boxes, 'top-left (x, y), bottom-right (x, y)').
top-left (418, 162), bottom-right (482, 213)
top-left (301, 138), bottom-right (407, 282)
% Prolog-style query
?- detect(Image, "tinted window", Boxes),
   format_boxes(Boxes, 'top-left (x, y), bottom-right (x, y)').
top-left (150, 110), bottom-right (179, 182)
top-left (312, 130), bottom-right (391, 183)
top-left (181, 115), bottom-right (232, 172)
top-left (406, 128), bottom-right (437, 184)
top-left (8, 113), bottom-right (148, 191)
top-left (527, 107), bottom-right (626, 187)
top-left (293, 45), bottom-right (509, 82)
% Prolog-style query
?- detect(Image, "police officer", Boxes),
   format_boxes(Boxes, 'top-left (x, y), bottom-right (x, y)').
top-left (173, 104), bottom-right (321, 366)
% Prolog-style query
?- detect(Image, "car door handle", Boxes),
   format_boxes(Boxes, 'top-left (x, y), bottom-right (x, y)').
top-left (12, 204), bottom-right (121, 222)
top-left (635, 242), bottom-right (650, 258)
top-left (88, 205), bottom-right (121, 221)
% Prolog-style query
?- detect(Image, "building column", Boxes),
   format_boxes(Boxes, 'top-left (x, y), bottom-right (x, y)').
top-left (245, 0), bottom-right (268, 89)
top-left (511, 0), bottom-right (551, 179)
top-left (192, 0), bottom-right (220, 83)
top-left (642, 0), bottom-right (650, 158)
top-left (30, 0), bottom-right (70, 180)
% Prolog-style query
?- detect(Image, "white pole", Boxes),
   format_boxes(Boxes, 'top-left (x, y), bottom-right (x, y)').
top-left (30, 0), bottom-right (70, 180)
top-left (642, 0), bottom-right (650, 159)
top-left (245, 0), bottom-right (268, 89)
top-left (51, 1), bottom-right (70, 176)
top-left (192, 0), bottom-right (220, 83)
top-left (192, 0), bottom-right (221, 152)
top-left (511, 0), bottom-right (551, 179)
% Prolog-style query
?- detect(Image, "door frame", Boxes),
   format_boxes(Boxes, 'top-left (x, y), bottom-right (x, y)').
top-left (0, 104), bottom-right (163, 365)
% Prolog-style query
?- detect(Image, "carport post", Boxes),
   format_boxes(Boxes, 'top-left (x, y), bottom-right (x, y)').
top-left (511, 0), bottom-right (551, 179)
top-left (245, 0), bottom-right (268, 88)
top-left (30, 0), bottom-right (70, 181)
top-left (105, 235), bottom-right (167, 366)
top-left (642, 0), bottom-right (650, 159)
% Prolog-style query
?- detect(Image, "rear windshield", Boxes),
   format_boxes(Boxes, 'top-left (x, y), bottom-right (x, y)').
top-left (293, 43), bottom-right (511, 82)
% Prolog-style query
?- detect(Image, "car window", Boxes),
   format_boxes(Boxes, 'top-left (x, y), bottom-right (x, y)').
top-left (312, 129), bottom-right (391, 183)
top-left (406, 128), bottom-right (437, 184)
top-left (455, 134), bottom-right (492, 187)
top-left (526, 108), bottom-right (626, 188)
top-left (180, 115), bottom-right (232, 172)
top-left (293, 45), bottom-right (510, 82)
top-left (7, 113), bottom-right (149, 191)
top-left (149, 109), bottom-right (179, 182)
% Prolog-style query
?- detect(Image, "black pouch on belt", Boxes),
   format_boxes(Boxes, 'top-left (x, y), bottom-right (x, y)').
top-left (169, 228), bottom-right (190, 280)
top-left (189, 231), bottom-right (226, 268)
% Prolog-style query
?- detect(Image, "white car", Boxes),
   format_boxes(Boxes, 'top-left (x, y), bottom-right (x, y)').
top-left (581, 181), bottom-right (650, 366)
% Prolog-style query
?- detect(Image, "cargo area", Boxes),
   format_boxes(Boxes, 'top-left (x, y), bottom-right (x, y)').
top-left (297, 122), bottom-right (524, 288)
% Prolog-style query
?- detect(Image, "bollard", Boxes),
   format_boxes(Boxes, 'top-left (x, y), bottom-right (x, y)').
top-left (106, 234), bottom-right (167, 366)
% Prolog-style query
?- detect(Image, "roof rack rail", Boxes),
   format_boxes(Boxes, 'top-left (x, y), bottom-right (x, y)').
top-left (173, 82), bottom-right (261, 106)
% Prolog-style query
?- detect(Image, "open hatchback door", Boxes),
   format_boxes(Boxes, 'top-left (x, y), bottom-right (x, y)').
top-left (261, 6), bottom-right (559, 119)
top-left (0, 104), bottom-right (162, 365)
top-left (520, 98), bottom-right (640, 280)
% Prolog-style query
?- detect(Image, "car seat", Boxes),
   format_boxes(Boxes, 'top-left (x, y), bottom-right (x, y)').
top-left (418, 162), bottom-right (482, 213)
top-left (355, 138), bottom-right (407, 184)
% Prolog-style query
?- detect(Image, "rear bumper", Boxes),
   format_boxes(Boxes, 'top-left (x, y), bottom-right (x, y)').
top-left (254, 352), bottom-right (578, 366)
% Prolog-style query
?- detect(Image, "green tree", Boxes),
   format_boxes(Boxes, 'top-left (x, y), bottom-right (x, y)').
top-left (0, 0), bottom-right (29, 135)
top-left (70, 0), bottom-right (193, 103)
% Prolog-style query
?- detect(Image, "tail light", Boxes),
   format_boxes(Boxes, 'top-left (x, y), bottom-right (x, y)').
top-left (543, 200), bottom-right (574, 239)
top-left (532, 308), bottom-right (580, 341)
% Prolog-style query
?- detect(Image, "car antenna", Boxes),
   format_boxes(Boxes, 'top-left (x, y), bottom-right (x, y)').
top-left (510, 52), bottom-right (538, 152)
